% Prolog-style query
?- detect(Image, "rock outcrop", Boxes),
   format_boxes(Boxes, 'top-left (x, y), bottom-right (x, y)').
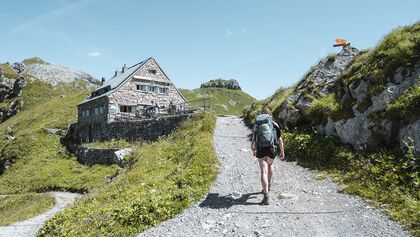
top-left (275, 42), bottom-right (419, 154)
top-left (330, 62), bottom-right (420, 151)
top-left (0, 67), bottom-right (26, 122)
top-left (24, 63), bottom-right (100, 86)
top-left (200, 78), bottom-right (241, 90)
top-left (277, 45), bottom-right (359, 127)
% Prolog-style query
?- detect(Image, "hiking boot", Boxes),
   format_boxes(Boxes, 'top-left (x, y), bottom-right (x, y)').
top-left (261, 193), bottom-right (270, 205)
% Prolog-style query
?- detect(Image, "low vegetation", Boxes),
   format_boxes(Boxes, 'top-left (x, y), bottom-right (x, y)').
top-left (306, 93), bottom-right (341, 125)
top-left (179, 87), bottom-right (255, 116)
top-left (38, 112), bottom-right (219, 237)
top-left (22, 57), bottom-right (49, 65)
top-left (283, 131), bottom-right (419, 235)
top-left (340, 22), bottom-right (420, 95)
top-left (242, 87), bottom-right (293, 126)
top-left (0, 193), bottom-right (55, 226)
top-left (1, 64), bottom-right (17, 79)
top-left (385, 85), bottom-right (420, 124)
top-left (0, 79), bottom-right (118, 194)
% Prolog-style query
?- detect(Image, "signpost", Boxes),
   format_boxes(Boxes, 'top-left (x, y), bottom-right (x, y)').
top-left (333, 39), bottom-right (348, 47)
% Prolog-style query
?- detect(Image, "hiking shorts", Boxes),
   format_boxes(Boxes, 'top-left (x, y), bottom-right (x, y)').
top-left (256, 146), bottom-right (276, 159)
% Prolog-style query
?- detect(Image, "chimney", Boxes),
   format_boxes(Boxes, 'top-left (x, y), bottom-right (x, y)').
top-left (114, 69), bottom-right (118, 77)
top-left (122, 64), bottom-right (127, 73)
top-left (101, 77), bottom-right (105, 85)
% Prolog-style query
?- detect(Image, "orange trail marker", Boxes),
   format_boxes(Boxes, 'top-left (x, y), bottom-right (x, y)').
top-left (333, 39), bottom-right (348, 47)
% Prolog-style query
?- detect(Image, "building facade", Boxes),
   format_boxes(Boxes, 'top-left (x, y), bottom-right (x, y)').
top-left (77, 57), bottom-right (188, 131)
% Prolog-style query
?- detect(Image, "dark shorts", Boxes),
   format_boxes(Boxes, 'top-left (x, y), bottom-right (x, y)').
top-left (256, 146), bottom-right (276, 159)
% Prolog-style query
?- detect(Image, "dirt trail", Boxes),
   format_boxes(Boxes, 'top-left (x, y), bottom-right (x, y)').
top-left (0, 192), bottom-right (80, 237)
top-left (140, 116), bottom-right (408, 237)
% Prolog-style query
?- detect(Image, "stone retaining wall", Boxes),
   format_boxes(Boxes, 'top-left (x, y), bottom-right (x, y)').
top-left (75, 147), bottom-right (131, 167)
top-left (65, 113), bottom-right (194, 144)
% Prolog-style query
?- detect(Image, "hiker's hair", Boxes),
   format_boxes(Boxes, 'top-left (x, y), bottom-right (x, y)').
top-left (261, 107), bottom-right (272, 116)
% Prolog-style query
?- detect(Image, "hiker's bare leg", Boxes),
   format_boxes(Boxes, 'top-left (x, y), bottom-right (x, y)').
top-left (267, 158), bottom-right (274, 184)
top-left (258, 157), bottom-right (269, 193)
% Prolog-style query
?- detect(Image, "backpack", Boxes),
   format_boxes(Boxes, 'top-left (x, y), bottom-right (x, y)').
top-left (255, 114), bottom-right (277, 148)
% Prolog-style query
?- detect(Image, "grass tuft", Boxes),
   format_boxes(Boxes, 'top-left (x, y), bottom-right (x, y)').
top-left (0, 193), bottom-right (55, 226)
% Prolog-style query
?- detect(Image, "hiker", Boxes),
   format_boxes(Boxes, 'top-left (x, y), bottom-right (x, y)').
top-left (251, 107), bottom-right (285, 205)
top-left (152, 101), bottom-right (159, 117)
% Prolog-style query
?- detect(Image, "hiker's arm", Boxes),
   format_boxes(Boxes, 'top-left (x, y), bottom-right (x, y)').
top-left (278, 137), bottom-right (285, 160)
top-left (251, 133), bottom-right (256, 157)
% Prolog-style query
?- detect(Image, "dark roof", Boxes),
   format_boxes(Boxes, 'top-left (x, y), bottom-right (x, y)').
top-left (79, 58), bottom-right (150, 105)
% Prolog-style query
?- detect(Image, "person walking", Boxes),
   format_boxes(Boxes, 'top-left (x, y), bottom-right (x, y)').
top-left (251, 107), bottom-right (285, 205)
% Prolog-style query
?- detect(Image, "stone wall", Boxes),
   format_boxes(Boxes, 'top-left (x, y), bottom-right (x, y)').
top-left (66, 113), bottom-right (194, 144)
top-left (75, 147), bottom-right (131, 167)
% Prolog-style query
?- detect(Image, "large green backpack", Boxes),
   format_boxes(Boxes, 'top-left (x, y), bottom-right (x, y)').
top-left (255, 114), bottom-right (277, 148)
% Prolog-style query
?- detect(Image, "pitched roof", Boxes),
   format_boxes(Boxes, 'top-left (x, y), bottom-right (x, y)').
top-left (78, 57), bottom-right (188, 105)
top-left (99, 58), bottom-right (149, 91)
top-left (78, 58), bottom-right (150, 105)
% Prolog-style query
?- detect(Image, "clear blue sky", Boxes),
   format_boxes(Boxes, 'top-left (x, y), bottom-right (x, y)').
top-left (1, 0), bottom-right (419, 99)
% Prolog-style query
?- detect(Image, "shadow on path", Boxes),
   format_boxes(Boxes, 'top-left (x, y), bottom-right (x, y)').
top-left (199, 192), bottom-right (262, 209)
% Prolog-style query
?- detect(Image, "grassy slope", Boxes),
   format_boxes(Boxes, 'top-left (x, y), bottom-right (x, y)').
top-left (0, 78), bottom-right (119, 194)
top-left (0, 193), bottom-right (55, 226)
top-left (39, 113), bottom-right (219, 237)
top-left (242, 87), bottom-right (293, 126)
top-left (179, 88), bottom-right (255, 116)
top-left (242, 23), bottom-right (420, 235)
top-left (1, 64), bottom-right (17, 79)
top-left (22, 57), bottom-right (49, 65)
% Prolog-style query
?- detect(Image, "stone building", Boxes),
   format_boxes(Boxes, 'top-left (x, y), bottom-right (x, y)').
top-left (77, 57), bottom-right (188, 130)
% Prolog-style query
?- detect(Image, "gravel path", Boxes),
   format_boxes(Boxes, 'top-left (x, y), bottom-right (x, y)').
top-left (0, 192), bottom-right (81, 237)
top-left (140, 116), bottom-right (409, 237)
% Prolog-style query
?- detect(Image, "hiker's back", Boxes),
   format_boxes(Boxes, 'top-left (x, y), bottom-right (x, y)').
top-left (255, 114), bottom-right (276, 148)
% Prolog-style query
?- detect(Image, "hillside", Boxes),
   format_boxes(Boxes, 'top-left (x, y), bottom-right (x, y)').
top-left (179, 87), bottom-right (255, 115)
top-left (243, 22), bottom-right (419, 234)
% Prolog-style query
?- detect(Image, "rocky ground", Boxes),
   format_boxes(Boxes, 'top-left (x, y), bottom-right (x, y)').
top-left (0, 192), bottom-right (81, 237)
top-left (140, 116), bottom-right (409, 237)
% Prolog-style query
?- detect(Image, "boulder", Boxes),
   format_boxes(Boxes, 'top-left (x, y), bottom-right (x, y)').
top-left (335, 111), bottom-right (376, 150)
top-left (399, 120), bottom-right (420, 156)
top-left (10, 62), bottom-right (25, 74)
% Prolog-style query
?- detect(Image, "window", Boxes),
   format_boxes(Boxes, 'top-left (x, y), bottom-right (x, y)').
top-left (99, 106), bottom-right (104, 114)
top-left (94, 107), bottom-right (99, 115)
top-left (148, 86), bottom-right (156, 93)
top-left (148, 69), bottom-right (157, 74)
top-left (137, 84), bottom-right (148, 92)
top-left (159, 87), bottom-right (168, 94)
top-left (119, 105), bottom-right (136, 114)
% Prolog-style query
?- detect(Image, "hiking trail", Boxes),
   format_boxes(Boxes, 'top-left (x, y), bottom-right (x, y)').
top-left (0, 192), bottom-right (81, 237)
top-left (140, 116), bottom-right (408, 237)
